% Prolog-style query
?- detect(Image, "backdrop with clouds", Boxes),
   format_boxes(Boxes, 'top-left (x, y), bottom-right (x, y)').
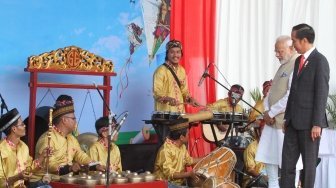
top-left (0, 0), bottom-right (167, 134)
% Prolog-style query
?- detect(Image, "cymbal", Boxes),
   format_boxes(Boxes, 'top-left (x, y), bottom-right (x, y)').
top-left (77, 132), bottom-right (98, 152)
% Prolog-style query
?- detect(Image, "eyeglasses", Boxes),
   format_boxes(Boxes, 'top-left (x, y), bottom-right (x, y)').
top-left (63, 116), bottom-right (76, 121)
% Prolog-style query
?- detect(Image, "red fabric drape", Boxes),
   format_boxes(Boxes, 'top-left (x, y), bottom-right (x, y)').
top-left (171, 0), bottom-right (217, 157)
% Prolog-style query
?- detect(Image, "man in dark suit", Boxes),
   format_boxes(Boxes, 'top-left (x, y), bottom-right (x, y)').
top-left (281, 23), bottom-right (330, 188)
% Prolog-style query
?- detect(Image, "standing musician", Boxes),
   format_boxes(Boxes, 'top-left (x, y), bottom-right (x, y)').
top-left (153, 39), bottom-right (200, 143)
top-left (0, 108), bottom-right (50, 188)
top-left (30, 95), bottom-right (105, 184)
top-left (87, 116), bottom-right (122, 173)
top-left (153, 122), bottom-right (201, 188)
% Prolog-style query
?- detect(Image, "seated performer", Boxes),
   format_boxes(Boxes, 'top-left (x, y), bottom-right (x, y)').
top-left (205, 84), bottom-right (245, 137)
top-left (0, 108), bottom-right (50, 188)
top-left (30, 95), bottom-right (105, 184)
top-left (154, 122), bottom-right (201, 188)
top-left (248, 80), bottom-right (272, 134)
top-left (87, 116), bottom-right (122, 173)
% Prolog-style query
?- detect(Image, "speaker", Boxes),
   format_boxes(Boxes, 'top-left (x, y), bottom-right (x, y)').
top-left (119, 143), bottom-right (159, 173)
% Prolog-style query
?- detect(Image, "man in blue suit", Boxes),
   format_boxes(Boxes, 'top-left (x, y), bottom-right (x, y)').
top-left (281, 23), bottom-right (330, 188)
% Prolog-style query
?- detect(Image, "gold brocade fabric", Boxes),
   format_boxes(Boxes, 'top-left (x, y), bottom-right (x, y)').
top-left (206, 97), bottom-right (243, 113)
top-left (0, 140), bottom-right (37, 187)
top-left (242, 140), bottom-right (265, 188)
top-left (87, 141), bottom-right (122, 173)
top-left (153, 64), bottom-right (190, 113)
top-left (31, 128), bottom-right (93, 182)
top-left (154, 138), bottom-right (194, 185)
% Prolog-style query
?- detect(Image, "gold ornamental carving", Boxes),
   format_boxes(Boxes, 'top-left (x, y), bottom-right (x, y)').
top-left (27, 46), bottom-right (114, 73)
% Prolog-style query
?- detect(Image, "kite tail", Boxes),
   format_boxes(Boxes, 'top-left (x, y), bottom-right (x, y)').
top-left (118, 57), bottom-right (132, 98)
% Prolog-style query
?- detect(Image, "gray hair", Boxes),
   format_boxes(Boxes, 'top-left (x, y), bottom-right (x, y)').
top-left (276, 35), bottom-right (292, 47)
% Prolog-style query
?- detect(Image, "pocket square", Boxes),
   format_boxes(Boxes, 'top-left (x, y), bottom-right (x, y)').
top-left (280, 72), bottom-right (288, 77)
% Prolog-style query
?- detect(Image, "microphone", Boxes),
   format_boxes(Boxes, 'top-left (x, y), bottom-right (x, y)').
top-left (111, 112), bottom-right (129, 139)
top-left (231, 92), bottom-right (242, 101)
top-left (198, 63), bottom-right (211, 86)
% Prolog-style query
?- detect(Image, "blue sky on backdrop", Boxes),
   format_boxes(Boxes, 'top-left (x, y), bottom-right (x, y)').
top-left (0, 0), bottom-right (167, 133)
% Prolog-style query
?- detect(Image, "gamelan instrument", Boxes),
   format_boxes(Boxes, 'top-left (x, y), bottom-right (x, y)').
top-left (188, 147), bottom-right (239, 188)
top-left (42, 108), bottom-right (53, 183)
top-left (201, 112), bottom-right (249, 143)
top-left (59, 171), bottom-right (156, 186)
top-left (147, 110), bottom-right (214, 125)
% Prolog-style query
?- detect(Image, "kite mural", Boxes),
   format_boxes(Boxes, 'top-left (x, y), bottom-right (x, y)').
top-left (141, 0), bottom-right (171, 61)
top-left (117, 0), bottom-right (171, 98)
top-left (118, 22), bottom-right (144, 98)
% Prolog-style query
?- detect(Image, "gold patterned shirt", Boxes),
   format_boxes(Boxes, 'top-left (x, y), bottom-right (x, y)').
top-left (31, 127), bottom-right (93, 182)
top-left (87, 140), bottom-right (122, 173)
top-left (153, 63), bottom-right (190, 113)
top-left (0, 139), bottom-right (40, 187)
top-left (207, 97), bottom-right (243, 113)
top-left (154, 138), bottom-right (194, 185)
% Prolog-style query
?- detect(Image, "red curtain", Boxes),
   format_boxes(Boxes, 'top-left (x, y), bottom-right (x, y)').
top-left (170, 0), bottom-right (217, 157)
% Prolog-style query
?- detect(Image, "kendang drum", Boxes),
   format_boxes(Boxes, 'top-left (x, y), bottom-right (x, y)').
top-left (188, 147), bottom-right (237, 188)
top-left (203, 176), bottom-right (240, 188)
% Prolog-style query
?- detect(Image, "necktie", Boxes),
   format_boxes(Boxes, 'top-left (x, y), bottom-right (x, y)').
top-left (298, 55), bottom-right (305, 75)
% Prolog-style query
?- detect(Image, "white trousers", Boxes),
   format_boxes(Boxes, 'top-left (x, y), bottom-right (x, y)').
top-left (265, 163), bottom-right (300, 188)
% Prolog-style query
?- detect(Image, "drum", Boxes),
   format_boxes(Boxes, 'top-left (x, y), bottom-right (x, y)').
top-left (188, 147), bottom-right (237, 187)
top-left (203, 176), bottom-right (240, 188)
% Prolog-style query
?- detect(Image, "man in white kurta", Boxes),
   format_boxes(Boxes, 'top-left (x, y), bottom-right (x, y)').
top-left (256, 36), bottom-right (303, 188)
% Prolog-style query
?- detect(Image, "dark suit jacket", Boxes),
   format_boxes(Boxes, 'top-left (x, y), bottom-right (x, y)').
top-left (284, 48), bottom-right (330, 130)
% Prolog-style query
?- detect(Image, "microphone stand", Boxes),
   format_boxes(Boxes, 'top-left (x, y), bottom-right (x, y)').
top-left (202, 73), bottom-right (263, 115)
top-left (93, 85), bottom-right (115, 188)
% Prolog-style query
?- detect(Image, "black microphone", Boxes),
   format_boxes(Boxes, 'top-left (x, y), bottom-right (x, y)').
top-left (198, 63), bottom-right (211, 86)
top-left (111, 112), bottom-right (129, 139)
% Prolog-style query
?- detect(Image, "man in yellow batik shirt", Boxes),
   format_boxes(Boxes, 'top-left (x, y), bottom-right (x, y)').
top-left (88, 116), bottom-right (122, 173)
top-left (153, 39), bottom-right (200, 143)
top-left (0, 108), bottom-right (50, 188)
top-left (206, 84), bottom-right (245, 136)
top-left (30, 95), bottom-right (105, 184)
top-left (154, 122), bottom-right (201, 188)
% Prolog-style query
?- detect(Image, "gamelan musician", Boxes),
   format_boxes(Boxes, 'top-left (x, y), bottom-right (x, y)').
top-left (206, 84), bottom-right (245, 134)
top-left (153, 122), bottom-right (201, 188)
top-left (87, 116), bottom-right (122, 173)
top-left (30, 95), bottom-right (105, 185)
top-left (0, 108), bottom-right (50, 188)
top-left (153, 39), bottom-right (200, 143)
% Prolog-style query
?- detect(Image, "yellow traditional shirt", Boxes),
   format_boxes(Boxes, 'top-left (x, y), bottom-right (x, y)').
top-left (242, 140), bottom-right (265, 188)
top-left (248, 98), bottom-right (265, 122)
top-left (207, 97), bottom-right (243, 113)
top-left (153, 63), bottom-right (190, 113)
top-left (154, 138), bottom-right (194, 185)
top-left (31, 127), bottom-right (93, 182)
top-left (0, 139), bottom-right (40, 187)
top-left (87, 140), bottom-right (122, 173)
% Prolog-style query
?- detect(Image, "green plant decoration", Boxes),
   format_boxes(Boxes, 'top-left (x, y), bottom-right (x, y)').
top-left (250, 87), bottom-right (262, 103)
top-left (326, 94), bottom-right (336, 128)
